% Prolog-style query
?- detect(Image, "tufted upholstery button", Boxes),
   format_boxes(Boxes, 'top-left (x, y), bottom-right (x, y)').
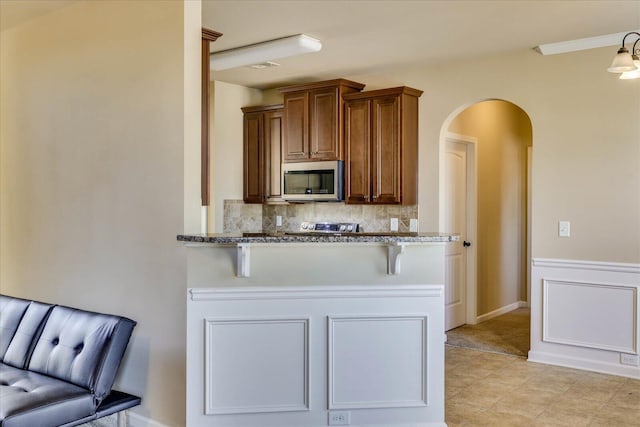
top-left (74, 343), bottom-right (84, 353)
top-left (52, 338), bottom-right (59, 345)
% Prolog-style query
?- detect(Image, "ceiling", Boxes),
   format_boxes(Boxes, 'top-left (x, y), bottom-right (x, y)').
top-left (1, 1), bottom-right (637, 90)
top-left (203, 0), bottom-right (640, 89)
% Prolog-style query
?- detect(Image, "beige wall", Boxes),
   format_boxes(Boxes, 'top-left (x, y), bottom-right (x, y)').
top-left (387, 47), bottom-right (639, 264)
top-left (211, 80), bottom-right (263, 232)
top-left (0, 1), bottom-right (201, 425)
top-left (449, 100), bottom-right (532, 314)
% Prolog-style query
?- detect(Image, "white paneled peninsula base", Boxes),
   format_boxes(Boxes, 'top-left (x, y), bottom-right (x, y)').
top-left (180, 233), bottom-right (456, 427)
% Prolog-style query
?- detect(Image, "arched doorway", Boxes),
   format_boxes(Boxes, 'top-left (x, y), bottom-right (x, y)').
top-left (440, 99), bottom-right (533, 340)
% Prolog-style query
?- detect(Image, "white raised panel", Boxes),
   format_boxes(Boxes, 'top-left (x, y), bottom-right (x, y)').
top-left (543, 280), bottom-right (638, 354)
top-left (205, 317), bottom-right (310, 414)
top-left (328, 315), bottom-right (428, 409)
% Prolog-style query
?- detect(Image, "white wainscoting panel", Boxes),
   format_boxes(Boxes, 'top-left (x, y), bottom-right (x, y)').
top-left (328, 315), bottom-right (427, 409)
top-left (205, 317), bottom-right (309, 414)
top-left (543, 280), bottom-right (637, 353)
top-left (186, 284), bottom-right (446, 427)
top-left (530, 258), bottom-right (640, 379)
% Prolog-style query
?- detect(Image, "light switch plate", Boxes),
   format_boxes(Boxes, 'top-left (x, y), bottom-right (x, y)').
top-left (390, 218), bottom-right (399, 232)
top-left (559, 221), bottom-right (570, 237)
top-left (409, 219), bottom-right (418, 232)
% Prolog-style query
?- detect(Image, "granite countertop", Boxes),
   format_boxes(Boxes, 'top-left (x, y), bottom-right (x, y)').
top-left (177, 231), bottom-right (459, 244)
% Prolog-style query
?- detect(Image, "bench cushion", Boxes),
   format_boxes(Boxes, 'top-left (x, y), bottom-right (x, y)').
top-left (0, 363), bottom-right (94, 427)
top-left (27, 305), bottom-right (136, 403)
top-left (0, 296), bottom-right (31, 360)
top-left (2, 301), bottom-right (54, 369)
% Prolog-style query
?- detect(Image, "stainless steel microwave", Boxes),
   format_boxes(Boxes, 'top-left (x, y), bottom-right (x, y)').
top-left (282, 160), bottom-right (344, 202)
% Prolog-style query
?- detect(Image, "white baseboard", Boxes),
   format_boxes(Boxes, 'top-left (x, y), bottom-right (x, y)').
top-left (528, 350), bottom-right (640, 380)
top-left (476, 301), bottom-right (528, 323)
top-left (128, 412), bottom-right (170, 427)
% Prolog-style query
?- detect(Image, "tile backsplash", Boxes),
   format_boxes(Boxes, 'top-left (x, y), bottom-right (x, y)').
top-left (223, 200), bottom-right (418, 233)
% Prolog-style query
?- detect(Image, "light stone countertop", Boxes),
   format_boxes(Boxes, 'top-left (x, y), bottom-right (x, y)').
top-left (177, 231), bottom-right (458, 244)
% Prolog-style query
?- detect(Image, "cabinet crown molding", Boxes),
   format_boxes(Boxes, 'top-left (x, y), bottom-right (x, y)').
top-left (343, 86), bottom-right (424, 100)
top-left (241, 104), bottom-right (284, 114)
top-left (202, 28), bottom-right (223, 42)
top-left (278, 78), bottom-right (366, 93)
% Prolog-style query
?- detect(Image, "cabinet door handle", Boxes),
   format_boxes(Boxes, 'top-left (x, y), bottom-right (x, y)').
top-left (463, 241), bottom-right (471, 247)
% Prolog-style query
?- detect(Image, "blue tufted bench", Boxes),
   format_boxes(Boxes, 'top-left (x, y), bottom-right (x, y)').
top-left (0, 295), bottom-right (141, 427)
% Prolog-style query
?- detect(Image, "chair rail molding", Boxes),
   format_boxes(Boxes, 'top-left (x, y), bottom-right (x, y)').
top-left (532, 258), bottom-right (640, 274)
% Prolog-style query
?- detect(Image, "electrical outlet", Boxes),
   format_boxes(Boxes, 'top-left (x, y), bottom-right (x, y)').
top-left (276, 215), bottom-right (282, 227)
top-left (328, 411), bottom-right (351, 425)
top-left (621, 353), bottom-right (639, 366)
top-left (559, 221), bottom-right (570, 237)
top-left (390, 217), bottom-right (399, 232)
top-left (409, 218), bottom-right (418, 232)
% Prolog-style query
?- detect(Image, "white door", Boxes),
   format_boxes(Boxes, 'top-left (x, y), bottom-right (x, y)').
top-left (444, 141), bottom-right (468, 330)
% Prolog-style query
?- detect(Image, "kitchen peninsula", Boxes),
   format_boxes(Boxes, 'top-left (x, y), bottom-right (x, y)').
top-left (181, 231), bottom-right (456, 427)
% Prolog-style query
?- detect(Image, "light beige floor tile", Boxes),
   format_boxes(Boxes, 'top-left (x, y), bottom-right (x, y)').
top-left (450, 383), bottom-right (508, 409)
top-left (445, 346), bottom-right (639, 426)
top-left (471, 409), bottom-right (538, 427)
top-left (483, 369), bottom-right (532, 387)
top-left (536, 408), bottom-right (593, 427)
top-left (446, 384), bottom-right (465, 399)
top-left (446, 400), bottom-right (491, 426)
top-left (547, 393), bottom-right (607, 412)
top-left (588, 406), bottom-right (640, 427)
top-left (444, 314), bottom-right (640, 427)
top-left (563, 382), bottom-right (619, 402)
top-left (490, 394), bottom-right (548, 418)
top-left (606, 384), bottom-right (640, 409)
top-left (493, 387), bottom-right (560, 408)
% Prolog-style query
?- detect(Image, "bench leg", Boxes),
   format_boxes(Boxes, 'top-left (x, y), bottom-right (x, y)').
top-left (117, 411), bottom-right (127, 427)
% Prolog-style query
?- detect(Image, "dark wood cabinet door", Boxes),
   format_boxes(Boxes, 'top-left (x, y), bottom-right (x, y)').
top-left (264, 109), bottom-right (283, 200)
top-left (344, 99), bottom-right (371, 204)
top-left (243, 112), bottom-right (264, 203)
top-left (309, 87), bottom-right (338, 160)
top-left (371, 95), bottom-right (401, 204)
top-left (283, 92), bottom-right (309, 161)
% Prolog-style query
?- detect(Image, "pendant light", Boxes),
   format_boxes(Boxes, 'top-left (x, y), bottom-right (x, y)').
top-left (607, 32), bottom-right (640, 79)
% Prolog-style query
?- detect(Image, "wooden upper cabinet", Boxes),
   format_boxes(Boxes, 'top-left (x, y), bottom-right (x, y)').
top-left (344, 99), bottom-right (371, 204)
top-left (242, 104), bottom-right (284, 204)
top-left (263, 109), bottom-right (284, 201)
top-left (309, 87), bottom-right (338, 159)
top-left (243, 110), bottom-right (263, 203)
top-left (280, 79), bottom-right (365, 162)
top-left (343, 87), bottom-right (423, 205)
top-left (372, 95), bottom-right (401, 204)
top-left (282, 92), bottom-right (308, 161)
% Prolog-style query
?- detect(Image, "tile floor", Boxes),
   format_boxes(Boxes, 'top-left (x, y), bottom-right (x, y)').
top-left (445, 345), bottom-right (640, 426)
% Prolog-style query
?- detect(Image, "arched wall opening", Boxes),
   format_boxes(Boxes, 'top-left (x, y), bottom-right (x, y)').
top-left (440, 99), bottom-right (533, 325)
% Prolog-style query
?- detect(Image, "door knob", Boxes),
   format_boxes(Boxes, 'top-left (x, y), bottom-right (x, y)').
top-left (463, 241), bottom-right (471, 247)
